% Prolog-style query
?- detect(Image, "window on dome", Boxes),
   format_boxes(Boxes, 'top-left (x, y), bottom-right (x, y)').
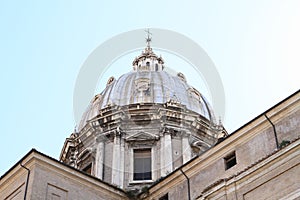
top-left (134, 149), bottom-right (152, 180)
top-left (224, 151), bottom-right (237, 170)
top-left (146, 62), bottom-right (150, 66)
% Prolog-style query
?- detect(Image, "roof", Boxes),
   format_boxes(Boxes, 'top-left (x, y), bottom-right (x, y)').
top-left (77, 43), bottom-right (218, 131)
top-left (2, 89), bottom-right (299, 199)
top-left (0, 148), bottom-right (127, 195)
top-left (142, 88), bottom-right (300, 193)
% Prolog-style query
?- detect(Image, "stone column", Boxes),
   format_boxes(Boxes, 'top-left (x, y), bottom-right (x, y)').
top-left (95, 140), bottom-right (104, 179)
top-left (161, 133), bottom-right (173, 176)
top-left (160, 135), bottom-right (165, 176)
top-left (111, 129), bottom-right (125, 188)
top-left (119, 137), bottom-right (125, 188)
top-left (112, 134), bottom-right (121, 186)
top-left (164, 133), bottom-right (173, 173)
top-left (182, 136), bottom-right (191, 164)
top-left (151, 145), bottom-right (156, 180)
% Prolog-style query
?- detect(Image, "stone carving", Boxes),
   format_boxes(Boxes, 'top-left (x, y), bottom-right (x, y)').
top-left (106, 76), bottom-right (115, 86)
top-left (126, 131), bottom-right (159, 141)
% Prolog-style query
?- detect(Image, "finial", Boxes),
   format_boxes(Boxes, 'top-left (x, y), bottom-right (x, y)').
top-left (218, 116), bottom-right (222, 126)
top-left (74, 125), bottom-right (77, 133)
top-left (145, 28), bottom-right (152, 48)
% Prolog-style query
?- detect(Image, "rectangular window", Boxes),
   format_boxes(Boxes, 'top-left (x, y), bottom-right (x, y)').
top-left (224, 151), bottom-right (237, 170)
top-left (83, 163), bottom-right (92, 174)
top-left (159, 194), bottom-right (169, 200)
top-left (134, 149), bottom-right (151, 180)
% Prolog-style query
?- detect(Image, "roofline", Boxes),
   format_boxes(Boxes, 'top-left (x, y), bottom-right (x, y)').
top-left (144, 89), bottom-right (300, 191)
top-left (226, 89), bottom-right (299, 139)
top-left (0, 148), bottom-right (127, 195)
top-left (0, 148), bottom-right (36, 180)
top-left (200, 136), bottom-right (300, 196)
top-left (145, 150), bottom-right (199, 191)
top-left (2, 89), bottom-right (299, 197)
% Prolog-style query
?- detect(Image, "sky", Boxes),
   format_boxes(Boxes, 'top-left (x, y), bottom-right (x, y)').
top-left (0, 0), bottom-right (299, 175)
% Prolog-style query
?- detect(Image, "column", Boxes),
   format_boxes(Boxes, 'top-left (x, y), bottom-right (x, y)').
top-left (95, 140), bottom-right (104, 179)
top-left (160, 135), bottom-right (165, 176)
top-left (161, 133), bottom-right (173, 176)
top-left (119, 138), bottom-right (125, 188)
top-left (164, 133), bottom-right (173, 173)
top-left (112, 135), bottom-right (120, 186)
top-left (182, 136), bottom-right (191, 164)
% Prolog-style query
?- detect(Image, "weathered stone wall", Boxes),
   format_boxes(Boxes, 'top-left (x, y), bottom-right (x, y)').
top-left (200, 139), bottom-right (300, 200)
top-left (0, 168), bottom-right (28, 200)
top-left (276, 108), bottom-right (300, 144)
top-left (0, 151), bottom-right (128, 200)
top-left (144, 92), bottom-right (300, 200)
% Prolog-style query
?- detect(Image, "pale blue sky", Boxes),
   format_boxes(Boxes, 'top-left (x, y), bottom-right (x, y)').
top-left (0, 1), bottom-right (299, 175)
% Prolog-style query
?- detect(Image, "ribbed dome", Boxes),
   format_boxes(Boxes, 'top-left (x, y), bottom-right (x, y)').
top-left (78, 69), bottom-right (216, 131)
top-left (78, 43), bottom-right (216, 131)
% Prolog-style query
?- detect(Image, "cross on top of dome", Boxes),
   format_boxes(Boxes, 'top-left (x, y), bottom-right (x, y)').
top-left (145, 29), bottom-right (152, 49)
top-left (132, 29), bottom-right (164, 71)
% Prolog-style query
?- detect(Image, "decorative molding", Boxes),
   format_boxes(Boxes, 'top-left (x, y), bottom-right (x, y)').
top-left (126, 131), bottom-right (159, 142)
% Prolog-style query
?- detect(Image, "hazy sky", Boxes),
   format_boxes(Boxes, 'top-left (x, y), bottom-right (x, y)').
top-left (1, 1), bottom-right (299, 175)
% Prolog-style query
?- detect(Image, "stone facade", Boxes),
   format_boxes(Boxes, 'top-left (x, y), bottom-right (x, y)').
top-left (140, 90), bottom-right (300, 200)
top-left (60, 102), bottom-right (225, 191)
top-left (1, 90), bottom-right (299, 200)
top-left (59, 43), bottom-right (226, 191)
top-left (0, 150), bottom-right (128, 200)
top-left (1, 37), bottom-right (299, 199)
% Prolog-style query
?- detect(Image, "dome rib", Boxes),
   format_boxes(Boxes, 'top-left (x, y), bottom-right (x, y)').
top-left (77, 70), bottom-right (216, 131)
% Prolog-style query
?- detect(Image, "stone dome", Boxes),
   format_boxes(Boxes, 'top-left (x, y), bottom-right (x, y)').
top-left (78, 45), bottom-right (216, 131)
top-left (61, 37), bottom-right (227, 190)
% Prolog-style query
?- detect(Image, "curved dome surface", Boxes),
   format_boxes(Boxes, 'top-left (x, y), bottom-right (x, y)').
top-left (78, 45), bottom-right (216, 131)
top-left (78, 70), bottom-right (216, 131)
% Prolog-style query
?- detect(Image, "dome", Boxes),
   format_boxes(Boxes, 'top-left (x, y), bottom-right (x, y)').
top-left (78, 44), bottom-right (216, 131)
top-left (61, 36), bottom-right (226, 190)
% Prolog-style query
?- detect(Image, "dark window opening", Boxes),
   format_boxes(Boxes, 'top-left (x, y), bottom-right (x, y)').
top-left (155, 64), bottom-right (159, 71)
top-left (146, 62), bottom-right (150, 66)
top-left (159, 194), bottom-right (169, 200)
top-left (83, 163), bottom-right (92, 174)
top-left (134, 149), bottom-right (151, 180)
top-left (224, 151), bottom-right (237, 170)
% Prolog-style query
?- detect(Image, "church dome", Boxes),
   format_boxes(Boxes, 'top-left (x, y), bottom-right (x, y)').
top-left (78, 44), bottom-right (216, 131)
top-left (61, 35), bottom-right (226, 190)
